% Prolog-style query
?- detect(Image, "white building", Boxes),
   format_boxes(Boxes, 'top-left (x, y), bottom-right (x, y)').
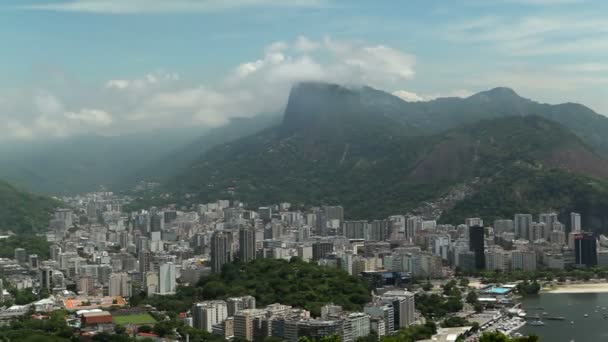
top-left (108, 272), bottom-right (131, 298)
top-left (512, 250), bottom-right (537, 271)
top-left (158, 262), bottom-right (176, 295)
top-left (192, 300), bottom-right (228, 333)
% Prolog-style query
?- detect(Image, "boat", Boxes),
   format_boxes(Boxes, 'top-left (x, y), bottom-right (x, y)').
top-left (546, 317), bottom-right (566, 320)
top-left (584, 314), bottom-right (589, 317)
top-left (528, 320), bottom-right (545, 326)
top-left (570, 321), bottom-right (574, 324)
top-left (542, 312), bottom-right (549, 315)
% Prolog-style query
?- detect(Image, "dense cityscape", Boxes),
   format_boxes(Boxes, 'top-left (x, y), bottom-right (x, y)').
top-left (0, 190), bottom-right (604, 341)
top-left (3, 1), bottom-right (608, 341)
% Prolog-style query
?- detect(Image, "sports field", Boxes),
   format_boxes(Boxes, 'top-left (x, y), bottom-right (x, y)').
top-left (112, 313), bottom-right (157, 325)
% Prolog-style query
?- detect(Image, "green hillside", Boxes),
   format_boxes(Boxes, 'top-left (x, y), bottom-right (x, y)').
top-left (162, 83), bottom-right (608, 224)
top-left (440, 166), bottom-right (608, 233)
top-left (0, 180), bottom-right (59, 233)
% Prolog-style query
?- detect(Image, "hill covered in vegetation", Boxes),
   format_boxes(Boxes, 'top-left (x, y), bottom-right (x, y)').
top-left (0, 180), bottom-right (59, 233)
top-left (144, 258), bottom-right (371, 317)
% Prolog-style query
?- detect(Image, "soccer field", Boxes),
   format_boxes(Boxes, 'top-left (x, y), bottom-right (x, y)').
top-left (112, 313), bottom-right (157, 325)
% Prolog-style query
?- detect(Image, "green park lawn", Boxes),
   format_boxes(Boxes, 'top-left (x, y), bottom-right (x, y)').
top-left (112, 313), bottom-right (157, 325)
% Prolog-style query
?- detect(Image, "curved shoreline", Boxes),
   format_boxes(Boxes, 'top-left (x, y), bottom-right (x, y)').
top-left (544, 283), bottom-right (608, 294)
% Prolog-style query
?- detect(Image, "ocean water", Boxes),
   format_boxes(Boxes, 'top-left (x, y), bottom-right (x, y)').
top-left (518, 293), bottom-right (608, 342)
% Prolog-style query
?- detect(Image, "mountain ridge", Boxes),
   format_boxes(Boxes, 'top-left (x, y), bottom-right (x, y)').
top-left (157, 83), bottom-right (608, 233)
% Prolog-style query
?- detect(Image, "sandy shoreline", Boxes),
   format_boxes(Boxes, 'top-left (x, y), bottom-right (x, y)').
top-left (545, 283), bottom-right (608, 293)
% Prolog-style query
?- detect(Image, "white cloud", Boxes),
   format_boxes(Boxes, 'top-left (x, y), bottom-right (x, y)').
top-left (294, 36), bottom-right (320, 52)
top-left (392, 90), bottom-right (424, 102)
top-left (392, 89), bottom-right (474, 102)
top-left (65, 109), bottom-right (113, 126)
top-left (13, 0), bottom-right (328, 13)
top-left (0, 36), bottom-right (417, 139)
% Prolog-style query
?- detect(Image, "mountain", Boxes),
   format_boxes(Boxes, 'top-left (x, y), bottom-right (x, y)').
top-left (124, 114), bottom-right (281, 186)
top-left (0, 115), bottom-right (279, 195)
top-left (0, 180), bottom-right (59, 233)
top-left (165, 82), bottom-right (608, 233)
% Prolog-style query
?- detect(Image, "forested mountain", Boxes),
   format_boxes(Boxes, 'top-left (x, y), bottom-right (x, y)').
top-left (165, 82), bottom-right (608, 233)
top-left (0, 180), bottom-right (59, 233)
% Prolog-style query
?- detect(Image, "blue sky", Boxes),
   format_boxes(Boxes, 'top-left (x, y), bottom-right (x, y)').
top-left (1, 0), bottom-right (607, 138)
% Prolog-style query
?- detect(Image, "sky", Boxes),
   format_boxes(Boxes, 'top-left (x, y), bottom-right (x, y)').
top-left (1, 0), bottom-right (607, 139)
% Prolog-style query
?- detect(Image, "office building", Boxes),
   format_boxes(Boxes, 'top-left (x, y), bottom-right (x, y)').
top-left (571, 212), bottom-right (582, 233)
top-left (14, 248), bottom-right (26, 264)
top-left (238, 228), bottom-right (257, 263)
top-left (312, 241), bottom-right (334, 261)
top-left (468, 226), bottom-right (485, 270)
top-left (343, 221), bottom-right (368, 240)
top-left (159, 262), bottom-right (176, 295)
top-left (234, 309), bottom-right (267, 341)
top-left (39, 267), bottom-right (53, 289)
top-left (192, 300), bottom-right (228, 333)
top-left (575, 233), bottom-right (598, 266)
top-left (539, 213), bottom-right (558, 240)
top-left (324, 206), bottom-right (344, 223)
top-left (381, 290), bottom-right (415, 329)
top-left (364, 303), bottom-right (394, 335)
top-left (211, 231), bottom-right (233, 273)
top-left (514, 214), bottom-right (532, 240)
top-left (511, 250), bottom-right (536, 271)
top-left (227, 296), bottom-right (256, 316)
top-left (109, 272), bottom-right (131, 297)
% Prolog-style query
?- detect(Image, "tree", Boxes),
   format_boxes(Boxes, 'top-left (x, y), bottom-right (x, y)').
top-left (422, 281), bottom-right (433, 291)
top-left (479, 332), bottom-right (539, 342)
top-left (466, 291), bottom-right (478, 304)
top-left (459, 278), bottom-right (469, 287)
top-left (138, 325), bottom-right (152, 333)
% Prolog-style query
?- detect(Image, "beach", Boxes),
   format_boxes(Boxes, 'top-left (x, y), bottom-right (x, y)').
top-left (545, 282), bottom-right (608, 293)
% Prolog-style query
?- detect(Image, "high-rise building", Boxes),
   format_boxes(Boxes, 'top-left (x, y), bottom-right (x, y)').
top-left (49, 245), bottom-right (62, 261)
top-left (258, 207), bottom-right (272, 222)
top-left (145, 272), bottom-right (159, 296)
top-left (29, 254), bottom-right (39, 269)
top-left (139, 251), bottom-right (151, 276)
top-left (512, 250), bottom-right (536, 271)
top-left (465, 218), bottom-right (483, 228)
top-left (381, 290), bottom-right (416, 329)
top-left (297, 320), bottom-right (342, 342)
top-left (575, 233), bottom-right (597, 266)
top-left (227, 296), bottom-right (256, 316)
top-left (539, 213), bottom-right (558, 241)
top-left (343, 221), bottom-right (368, 240)
top-left (39, 266), bottom-right (53, 289)
top-left (406, 217), bottom-right (422, 241)
top-left (238, 228), bottom-right (257, 263)
top-left (233, 309), bottom-right (267, 341)
top-left (364, 304), bottom-right (394, 335)
top-left (514, 214), bottom-right (532, 240)
top-left (468, 226), bottom-right (485, 270)
top-left (109, 272), bottom-right (131, 297)
top-left (159, 262), bottom-right (176, 295)
top-left (324, 206), bottom-right (344, 223)
top-left (54, 208), bottom-right (73, 230)
top-left (211, 231), bottom-right (233, 273)
top-left (192, 300), bottom-right (228, 333)
top-left (14, 248), bottom-right (26, 264)
top-left (312, 241), bottom-right (334, 261)
top-left (571, 212), bottom-right (582, 233)
top-left (369, 220), bottom-right (390, 242)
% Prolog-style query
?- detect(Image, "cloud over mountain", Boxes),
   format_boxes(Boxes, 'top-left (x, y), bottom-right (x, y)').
top-left (0, 36), bottom-right (417, 139)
